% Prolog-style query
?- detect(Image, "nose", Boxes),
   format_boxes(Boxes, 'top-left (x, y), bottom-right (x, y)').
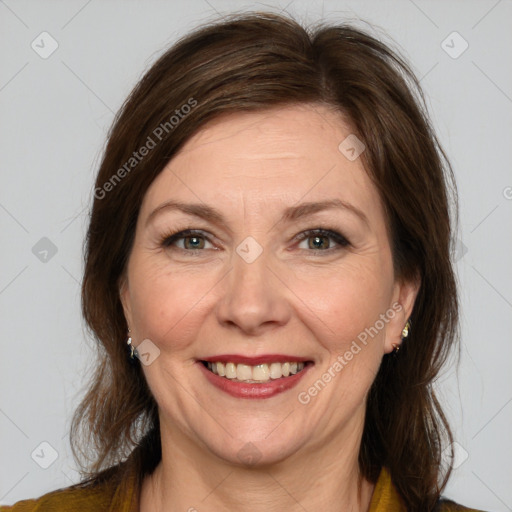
top-left (215, 247), bottom-right (292, 336)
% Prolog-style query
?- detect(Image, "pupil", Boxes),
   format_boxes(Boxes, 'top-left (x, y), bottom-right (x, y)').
top-left (183, 235), bottom-right (329, 250)
top-left (185, 236), bottom-right (203, 249)
top-left (310, 236), bottom-right (327, 250)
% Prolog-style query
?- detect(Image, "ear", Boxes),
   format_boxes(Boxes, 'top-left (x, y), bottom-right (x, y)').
top-left (384, 273), bottom-right (420, 354)
top-left (119, 274), bottom-right (133, 330)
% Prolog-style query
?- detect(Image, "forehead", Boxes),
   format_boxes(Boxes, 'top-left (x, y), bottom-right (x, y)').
top-left (140, 104), bottom-right (386, 230)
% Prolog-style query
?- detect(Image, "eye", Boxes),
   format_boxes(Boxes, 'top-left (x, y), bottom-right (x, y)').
top-left (294, 228), bottom-right (350, 253)
top-left (161, 229), bottom-right (215, 251)
top-left (160, 227), bottom-right (350, 255)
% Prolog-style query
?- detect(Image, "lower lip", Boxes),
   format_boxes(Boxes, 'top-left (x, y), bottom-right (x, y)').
top-left (197, 361), bottom-right (313, 399)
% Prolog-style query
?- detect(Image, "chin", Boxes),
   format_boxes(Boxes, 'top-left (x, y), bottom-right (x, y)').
top-left (213, 440), bottom-right (300, 469)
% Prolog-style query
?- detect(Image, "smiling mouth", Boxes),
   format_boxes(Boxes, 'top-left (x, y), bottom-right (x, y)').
top-left (200, 360), bottom-right (313, 383)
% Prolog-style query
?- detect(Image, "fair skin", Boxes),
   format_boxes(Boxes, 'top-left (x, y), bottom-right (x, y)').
top-left (120, 103), bottom-right (419, 512)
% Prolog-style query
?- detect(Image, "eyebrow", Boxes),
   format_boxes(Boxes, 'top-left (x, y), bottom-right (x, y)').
top-left (146, 198), bottom-right (369, 229)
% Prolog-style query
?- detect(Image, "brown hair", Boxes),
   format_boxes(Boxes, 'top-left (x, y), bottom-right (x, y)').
top-left (71, 11), bottom-right (460, 510)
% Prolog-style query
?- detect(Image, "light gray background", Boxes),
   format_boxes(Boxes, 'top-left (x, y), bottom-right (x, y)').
top-left (1, 0), bottom-right (511, 510)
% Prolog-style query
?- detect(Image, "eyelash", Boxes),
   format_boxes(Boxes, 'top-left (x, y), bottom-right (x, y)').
top-left (160, 228), bottom-right (350, 255)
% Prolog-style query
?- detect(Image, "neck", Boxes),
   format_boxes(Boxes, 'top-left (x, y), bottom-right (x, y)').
top-left (140, 416), bottom-right (375, 512)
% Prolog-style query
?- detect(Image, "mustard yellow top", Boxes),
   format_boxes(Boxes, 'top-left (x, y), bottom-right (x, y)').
top-left (0, 460), bottom-right (484, 512)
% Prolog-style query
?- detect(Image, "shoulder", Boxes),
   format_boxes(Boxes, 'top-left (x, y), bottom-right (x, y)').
top-left (436, 498), bottom-right (488, 512)
top-left (0, 482), bottom-right (115, 512)
top-left (0, 456), bottom-right (140, 512)
top-left (371, 466), bottom-right (487, 512)
top-left (0, 465), bottom-right (127, 512)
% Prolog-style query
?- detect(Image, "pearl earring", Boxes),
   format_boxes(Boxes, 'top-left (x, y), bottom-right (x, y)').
top-left (127, 329), bottom-right (137, 360)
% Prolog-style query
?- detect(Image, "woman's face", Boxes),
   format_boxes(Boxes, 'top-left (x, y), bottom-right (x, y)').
top-left (121, 103), bottom-right (418, 467)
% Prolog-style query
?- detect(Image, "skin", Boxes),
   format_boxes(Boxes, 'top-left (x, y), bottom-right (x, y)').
top-left (120, 103), bottom-right (419, 512)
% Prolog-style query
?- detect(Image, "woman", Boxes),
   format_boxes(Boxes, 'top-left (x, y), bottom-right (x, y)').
top-left (1, 12), bottom-right (485, 512)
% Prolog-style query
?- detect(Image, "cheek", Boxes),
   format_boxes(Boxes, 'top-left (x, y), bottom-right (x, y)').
top-left (128, 254), bottom-right (217, 352)
top-left (292, 258), bottom-right (391, 354)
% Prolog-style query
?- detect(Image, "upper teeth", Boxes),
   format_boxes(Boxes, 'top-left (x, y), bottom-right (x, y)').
top-left (206, 361), bottom-right (305, 382)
